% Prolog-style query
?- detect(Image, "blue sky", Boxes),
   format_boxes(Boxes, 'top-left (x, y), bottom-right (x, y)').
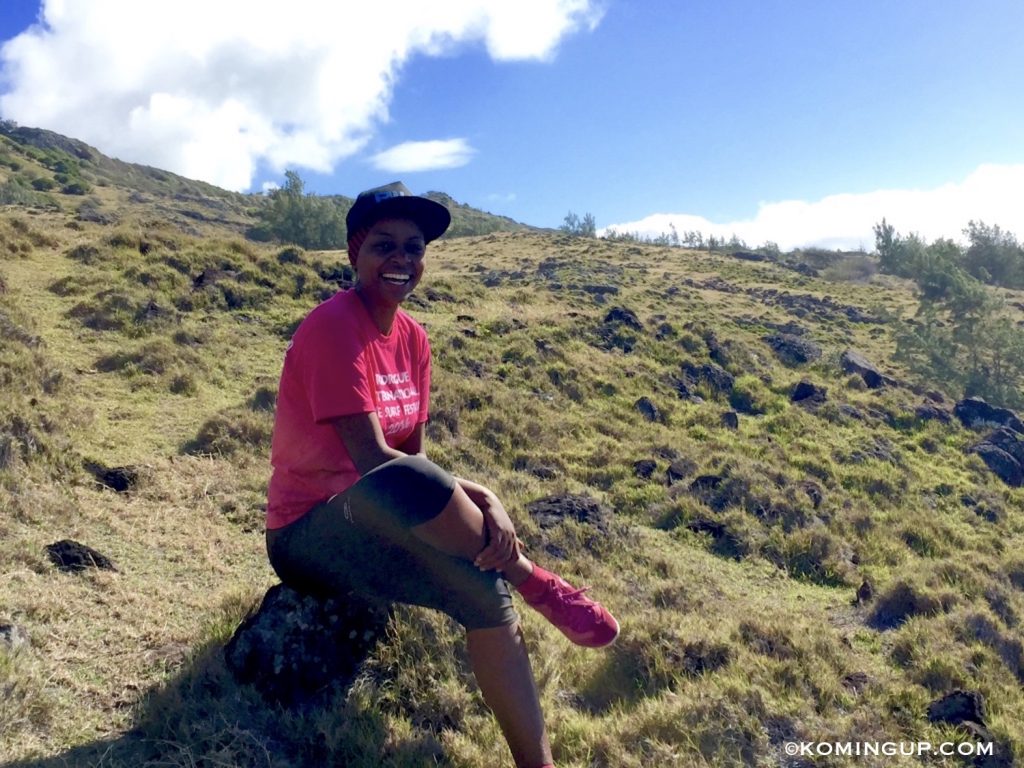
top-left (1, 0), bottom-right (1022, 249)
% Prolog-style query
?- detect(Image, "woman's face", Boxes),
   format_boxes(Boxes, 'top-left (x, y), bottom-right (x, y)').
top-left (351, 217), bottom-right (426, 307)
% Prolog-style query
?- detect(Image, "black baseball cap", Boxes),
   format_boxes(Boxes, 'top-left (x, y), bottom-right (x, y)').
top-left (346, 181), bottom-right (451, 243)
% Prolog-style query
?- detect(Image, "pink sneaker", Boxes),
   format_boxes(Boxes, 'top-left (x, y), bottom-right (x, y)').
top-left (517, 565), bottom-right (620, 648)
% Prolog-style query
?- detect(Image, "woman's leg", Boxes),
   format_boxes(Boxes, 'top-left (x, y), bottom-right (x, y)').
top-left (409, 484), bottom-right (551, 767)
top-left (410, 483), bottom-right (533, 584)
top-left (411, 482), bottom-right (620, 649)
top-left (467, 624), bottom-right (553, 768)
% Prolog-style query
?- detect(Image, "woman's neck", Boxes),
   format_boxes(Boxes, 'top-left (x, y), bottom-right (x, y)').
top-left (354, 284), bottom-right (398, 335)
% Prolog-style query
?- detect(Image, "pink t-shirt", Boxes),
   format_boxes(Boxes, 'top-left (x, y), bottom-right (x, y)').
top-left (266, 289), bottom-right (431, 529)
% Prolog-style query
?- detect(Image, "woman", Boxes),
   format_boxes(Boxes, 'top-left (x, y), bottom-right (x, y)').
top-left (265, 182), bottom-right (619, 768)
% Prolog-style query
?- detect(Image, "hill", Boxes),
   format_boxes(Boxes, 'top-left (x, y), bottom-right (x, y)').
top-left (1, 127), bottom-right (1023, 767)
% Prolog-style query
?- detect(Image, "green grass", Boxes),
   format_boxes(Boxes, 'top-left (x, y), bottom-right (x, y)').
top-left (1, 149), bottom-right (1024, 766)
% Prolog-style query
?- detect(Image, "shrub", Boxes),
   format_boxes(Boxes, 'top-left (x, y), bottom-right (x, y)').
top-left (869, 580), bottom-right (949, 630)
top-left (184, 408), bottom-right (273, 455)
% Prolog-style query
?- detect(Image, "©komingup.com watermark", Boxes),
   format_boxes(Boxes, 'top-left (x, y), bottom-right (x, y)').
top-left (783, 741), bottom-right (993, 758)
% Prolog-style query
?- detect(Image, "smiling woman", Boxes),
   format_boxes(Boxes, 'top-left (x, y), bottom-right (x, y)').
top-left (264, 181), bottom-right (619, 768)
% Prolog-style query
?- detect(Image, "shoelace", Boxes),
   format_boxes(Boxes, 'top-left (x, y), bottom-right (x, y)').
top-left (546, 584), bottom-right (601, 629)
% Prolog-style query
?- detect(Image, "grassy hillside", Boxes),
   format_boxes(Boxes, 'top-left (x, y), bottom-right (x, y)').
top-left (2, 132), bottom-right (1023, 767)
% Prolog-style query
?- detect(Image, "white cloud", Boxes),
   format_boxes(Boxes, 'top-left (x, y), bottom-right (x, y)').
top-left (371, 139), bottom-right (476, 173)
top-left (602, 164), bottom-right (1024, 251)
top-left (0, 0), bottom-right (601, 191)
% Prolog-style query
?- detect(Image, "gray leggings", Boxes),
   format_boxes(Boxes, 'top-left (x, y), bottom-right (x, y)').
top-left (266, 455), bottom-right (517, 630)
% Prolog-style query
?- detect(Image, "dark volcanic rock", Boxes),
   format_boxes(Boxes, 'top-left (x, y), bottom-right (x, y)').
top-left (840, 349), bottom-right (894, 388)
top-left (680, 362), bottom-right (734, 395)
top-left (720, 411), bottom-right (739, 430)
top-left (791, 379), bottom-right (827, 405)
top-left (525, 494), bottom-right (612, 531)
top-left (634, 397), bottom-right (661, 423)
top-left (914, 402), bottom-right (952, 424)
top-left (955, 397), bottom-right (1024, 433)
top-left (46, 540), bottom-right (117, 573)
top-left (969, 444), bottom-right (1023, 486)
top-left (763, 333), bottom-right (822, 366)
top-left (603, 306), bottom-right (642, 330)
top-left (730, 250), bottom-right (766, 262)
top-left (224, 584), bottom-right (391, 707)
top-left (799, 480), bottom-right (824, 509)
top-left (927, 689), bottom-right (986, 726)
top-left (666, 458), bottom-right (698, 486)
top-left (633, 459), bottom-right (657, 479)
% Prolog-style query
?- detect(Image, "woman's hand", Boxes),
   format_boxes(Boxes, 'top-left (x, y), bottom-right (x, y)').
top-left (458, 479), bottom-right (521, 571)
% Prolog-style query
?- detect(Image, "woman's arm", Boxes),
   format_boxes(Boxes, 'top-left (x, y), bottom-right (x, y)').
top-left (396, 422), bottom-right (426, 457)
top-left (333, 412), bottom-right (407, 475)
top-left (456, 477), bottom-right (522, 571)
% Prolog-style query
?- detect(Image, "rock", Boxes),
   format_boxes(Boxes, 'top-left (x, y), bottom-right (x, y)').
top-left (968, 440), bottom-right (1024, 487)
top-left (224, 584), bottom-right (390, 707)
top-left (982, 427), bottom-right (1024, 464)
top-left (666, 458), bottom-right (697, 486)
top-left (634, 397), bottom-right (661, 423)
top-left (763, 333), bottom-right (822, 366)
top-left (955, 397), bottom-right (1024, 433)
top-left (927, 689), bottom-right (986, 726)
top-left (730, 250), bottom-right (766, 262)
top-left (840, 349), bottom-right (894, 388)
top-left (525, 494), bottom-right (612, 531)
top-left (83, 460), bottom-right (139, 493)
top-left (791, 379), bottom-right (827, 404)
top-left (837, 404), bottom-right (864, 421)
top-left (680, 362), bottom-right (734, 396)
top-left (602, 306), bottom-right (642, 330)
top-left (689, 474), bottom-right (724, 499)
top-left (841, 671), bottom-right (871, 692)
top-left (799, 480), bottom-right (823, 509)
top-left (46, 540), bottom-right (117, 573)
top-left (0, 623), bottom-right (30, 652)
top-left (633, 459), bottom-right (657, 479)
top-left (720, 411), bottom-right (739, 430)
top-left (512, 456), bottom-right (558, 480)
top-left (855, 579), bottom-right (873, 605)
top-left (915, 403), bottom-right (951, 424)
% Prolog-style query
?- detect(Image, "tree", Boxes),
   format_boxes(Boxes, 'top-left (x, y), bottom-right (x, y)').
top-left (560, 211), bottom-right (596, 237)
top-left (885, 222), bottom-right (1024, 407)
top-left (252, 171), bottom-right (347, 249)
top-left (962, 220), bottom-right (1024, 288)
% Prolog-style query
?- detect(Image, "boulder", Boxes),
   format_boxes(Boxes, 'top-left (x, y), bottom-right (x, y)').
top-left (840, 349), bottom-right (894, 388)
top-left (914, 403), bottom-right (952, 424)
top-left (525, 494), bottom-right (612, 531)
top-left (972, 445), bottom-right (1023, 486)
top-left (46, 540), bottom-right (117, 573)
top-left (791, 379), bottom-right (827, 405)
top-left (720, 411), bottom-right (739, 430)
top-left (955, 397), bottom-right (1024, 433)
top-left (634, 397), bottom-right (661, 423)
top-left (927, 689), bottom-right (986, 726)
top-left (680, 362), bottom-right (734, 396)
top-left (633, 459), bottom-right (657, 479)
top-left (602, 306), bottom-right (643, 330)
top-left (666, 458), bottom-right (697, 486)
top-left (224, 584), bottom-right (390, 707)
top-left (763, 333), bottom-right (822, 366)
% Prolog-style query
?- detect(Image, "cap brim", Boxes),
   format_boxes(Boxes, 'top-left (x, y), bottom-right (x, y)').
top-left (360, 196), bottom-right (451, 243)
